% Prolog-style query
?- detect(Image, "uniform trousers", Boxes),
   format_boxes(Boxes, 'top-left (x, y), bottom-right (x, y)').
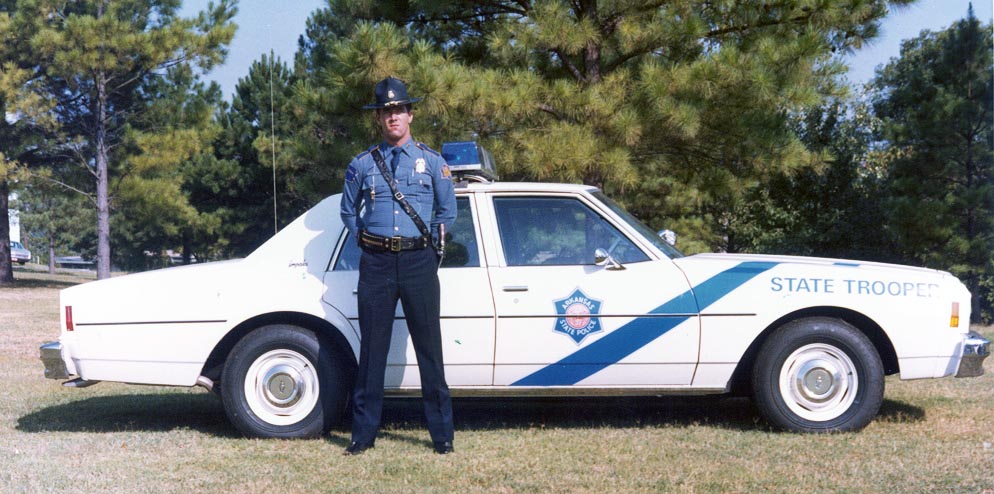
top-left (351, 246), bottom-right (454, 445)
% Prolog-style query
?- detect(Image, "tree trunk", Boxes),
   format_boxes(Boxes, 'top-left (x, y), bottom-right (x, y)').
top-left (0, 179), bottom-right (12, 284)
top-left (48, 233), bottom-right (55, 274)
top-left (182, 229), bottom-right (192, 265)
top-left (95, 71), bottom-right (112, 279)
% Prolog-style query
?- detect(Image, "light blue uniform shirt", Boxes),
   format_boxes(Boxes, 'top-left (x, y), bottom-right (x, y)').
top-left (341, 139), bottom-right (456, 239)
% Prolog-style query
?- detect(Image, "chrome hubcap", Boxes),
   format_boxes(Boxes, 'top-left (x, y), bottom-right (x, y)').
top-left (244, 349), bottom-right (319, 426)
top-left (779, 344), bottom-right (857, 422)
top-left (264, 366), bottom-right (303, 406)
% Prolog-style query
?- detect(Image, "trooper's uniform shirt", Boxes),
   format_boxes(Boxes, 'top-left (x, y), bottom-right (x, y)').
top-left (341, 139), bottom-right (456, 239)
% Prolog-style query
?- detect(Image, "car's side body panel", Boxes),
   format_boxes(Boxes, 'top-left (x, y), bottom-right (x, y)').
top-left (677, 254), bottom-right (971, 385)
top-left (48, 184), bottom-right (980, 398)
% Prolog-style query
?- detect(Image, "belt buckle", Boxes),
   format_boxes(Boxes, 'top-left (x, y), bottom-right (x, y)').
top-left (390, 236), bottom-right (402, 252)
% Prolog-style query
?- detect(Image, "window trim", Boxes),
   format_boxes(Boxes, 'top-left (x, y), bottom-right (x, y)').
top-left (486, 192), bottom-right (656, 268)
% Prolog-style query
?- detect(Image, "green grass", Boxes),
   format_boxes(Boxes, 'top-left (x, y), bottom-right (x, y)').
top-left (2, 272), bottom-right (992, 493)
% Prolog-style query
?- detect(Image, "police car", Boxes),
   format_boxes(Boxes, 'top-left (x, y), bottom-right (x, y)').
top-left (40, 142), bottom-right (989, 438)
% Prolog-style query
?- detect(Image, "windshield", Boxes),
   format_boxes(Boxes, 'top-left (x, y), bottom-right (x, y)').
top-left (591, 191), bottom-right (684, 259)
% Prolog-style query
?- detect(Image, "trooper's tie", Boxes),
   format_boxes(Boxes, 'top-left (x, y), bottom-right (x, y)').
top-left (391, 148), bottom-right (401, 175)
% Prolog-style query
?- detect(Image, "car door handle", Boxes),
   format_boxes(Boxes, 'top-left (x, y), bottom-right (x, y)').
top-left (502, 285), bottom-right (529, 292)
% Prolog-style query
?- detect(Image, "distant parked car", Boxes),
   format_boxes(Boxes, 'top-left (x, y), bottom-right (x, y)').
top-left (10, 241), bottom-right (31, 265)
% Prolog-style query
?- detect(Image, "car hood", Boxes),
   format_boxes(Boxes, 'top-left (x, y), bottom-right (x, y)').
top-left (61, 260), bottom-right (247, 324)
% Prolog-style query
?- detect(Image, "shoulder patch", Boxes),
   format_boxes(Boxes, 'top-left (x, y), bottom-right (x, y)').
top-left (441, 164), bottom-right (452, 180)
top-left (345, 163), bottom-right (359, 183)
top-left (415, 141), bottom-right (442, 157)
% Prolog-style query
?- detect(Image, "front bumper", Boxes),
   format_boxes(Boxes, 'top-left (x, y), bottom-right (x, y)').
top-left (40, 341), bottom-right (72, 379)
top-left (956, 331), bottom-right (990, 378)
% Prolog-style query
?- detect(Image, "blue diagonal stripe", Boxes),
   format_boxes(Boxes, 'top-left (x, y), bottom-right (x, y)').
top-left (511, 261), bottom-right (778, 386)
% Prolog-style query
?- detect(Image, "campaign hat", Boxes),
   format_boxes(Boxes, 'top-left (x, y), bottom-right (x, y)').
top-left (363, 77), bottom-right (422, 110)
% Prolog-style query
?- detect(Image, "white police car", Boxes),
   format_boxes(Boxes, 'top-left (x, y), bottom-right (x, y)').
top-left (40, 144), bottom-right (989, 438)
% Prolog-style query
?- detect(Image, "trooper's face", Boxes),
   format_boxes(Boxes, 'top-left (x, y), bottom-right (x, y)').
top-left (376, 105), bottom-right (413, 145)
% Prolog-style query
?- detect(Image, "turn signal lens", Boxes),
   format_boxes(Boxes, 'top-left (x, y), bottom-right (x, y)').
top-left (65, 306), bottom-right (74, 331)
top-left (950, 302), bottom-right (960, 328)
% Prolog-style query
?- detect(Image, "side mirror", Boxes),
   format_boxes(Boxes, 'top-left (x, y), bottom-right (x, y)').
top-left (594, 248), bottom-right (626, 271)
top-left (658, 229), bottom-right (677, 246)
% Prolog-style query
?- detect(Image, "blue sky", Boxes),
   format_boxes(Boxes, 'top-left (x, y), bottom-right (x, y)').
top-left (181, 0), bottom-right (993, 100)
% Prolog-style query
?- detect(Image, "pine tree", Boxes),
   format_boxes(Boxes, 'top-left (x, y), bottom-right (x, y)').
top-left (294, 0), bottom-right (911, 251)
top-left (25, 0), bottom-right (235, 278)
top-left (198, 53), bottom-right (308, 257)
top-left (16, 176), bottom-right (91, 273)
top-left (110, 65), bottom-right (225, 271)
top-left (872, 8), bottom-right (994, 320)
top-left (0, 0), bottom-right (58, 284)
top-left (733, 99), bottom-right (896, 260)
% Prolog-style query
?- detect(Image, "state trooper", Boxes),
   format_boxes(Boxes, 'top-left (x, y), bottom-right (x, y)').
top-left (340, 77), bottom-right (457, 455)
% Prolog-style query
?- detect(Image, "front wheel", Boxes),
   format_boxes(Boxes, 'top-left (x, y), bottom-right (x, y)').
top-left (220, 324), bottom-right (351, 438)
top-left (752, 317), bottom-right (884, 432)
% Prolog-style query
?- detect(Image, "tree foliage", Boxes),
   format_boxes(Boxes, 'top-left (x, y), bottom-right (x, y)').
top-left (111, 65), bottom-right (225, 271)
top-left (23, 0), bottom-right (235, 278)
top-left (191, 53), bottom-right (309, 258)
top-left (0, 0), bottom-right (59, 284)
top-left (733, 98), bottom-right (896, 260)
top-left (292, 0), bottom-right (911, 252)
top-left (871, 9), bottom-right (994, 320)
top-left (15, 175), bottom-right (92, 272)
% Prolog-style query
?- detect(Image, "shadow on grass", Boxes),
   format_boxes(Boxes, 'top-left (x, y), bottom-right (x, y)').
top-left (388, 395), bottom-right (765, 432)
top-left (875, 398), bottom-right (926, 424)
top-left (381, 396), bottom-right (926, 433)
top-left (17, 393), bottom-right (237, 437)
top-left (17, 393), bottom-right (925, 437)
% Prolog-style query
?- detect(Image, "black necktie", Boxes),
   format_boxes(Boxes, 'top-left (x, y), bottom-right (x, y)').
top-left (391, 148), bottom-right (401, 175)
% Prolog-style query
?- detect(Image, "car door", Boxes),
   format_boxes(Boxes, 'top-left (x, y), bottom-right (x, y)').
top-left (484, 193), bottom-right (699, 387)
top-left (321, 194), bottom-right (495, 387)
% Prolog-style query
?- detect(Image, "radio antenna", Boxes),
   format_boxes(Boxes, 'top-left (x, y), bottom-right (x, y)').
top-left (268, 44), bottom-right (278, 235)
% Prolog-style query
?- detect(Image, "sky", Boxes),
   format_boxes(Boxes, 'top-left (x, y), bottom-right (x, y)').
top-left (181, 0), bottom-right (994, 100)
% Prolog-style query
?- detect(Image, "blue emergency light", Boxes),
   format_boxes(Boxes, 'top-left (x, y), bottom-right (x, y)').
top-left (441, 141), bottom-right (498, 182)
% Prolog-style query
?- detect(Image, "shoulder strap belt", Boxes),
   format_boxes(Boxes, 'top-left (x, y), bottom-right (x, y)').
top-left (370, 148), bottom-right (444, 257)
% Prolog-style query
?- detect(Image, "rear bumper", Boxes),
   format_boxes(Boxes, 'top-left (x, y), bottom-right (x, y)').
top-left (40, 341), bottom-right (73, 380)
top-left (956, 331), bottom-right (990, 378)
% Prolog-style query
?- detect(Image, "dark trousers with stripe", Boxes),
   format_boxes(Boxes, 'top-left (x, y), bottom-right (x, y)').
top-left (351, 246), bottom-right (454, 445)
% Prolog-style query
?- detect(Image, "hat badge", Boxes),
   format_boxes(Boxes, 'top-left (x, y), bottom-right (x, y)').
top-left (387, 90), bottom-right (395, 99)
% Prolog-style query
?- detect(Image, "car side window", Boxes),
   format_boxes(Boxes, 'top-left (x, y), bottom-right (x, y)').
top-left (333, 197), bottom-right (480, 271)
top-left (493, 196), bottom-right (649, 266)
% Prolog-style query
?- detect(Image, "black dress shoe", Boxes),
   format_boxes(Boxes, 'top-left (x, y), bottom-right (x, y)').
top-left (433, 441), bottom-right (454, 454)
top-left (343, 441), bottom-right (374, 456)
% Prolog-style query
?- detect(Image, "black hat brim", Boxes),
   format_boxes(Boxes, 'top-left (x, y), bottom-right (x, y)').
top-left (363, 97), bottom-right (423, 110)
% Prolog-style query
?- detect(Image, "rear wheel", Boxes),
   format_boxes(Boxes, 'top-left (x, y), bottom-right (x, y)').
top-left (220, 324), bottom-right (351, 438)
top-left (752, 317), bottom-right (884, 432)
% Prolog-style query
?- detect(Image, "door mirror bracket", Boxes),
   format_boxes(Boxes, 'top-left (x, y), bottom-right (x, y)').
top-left (594, 248), bottom-right (626, 271)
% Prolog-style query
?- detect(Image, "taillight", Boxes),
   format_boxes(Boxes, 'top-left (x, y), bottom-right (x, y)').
top-left (65, 306), bottom-right (74, 331)
top-left (950, 302), bottom-right (960, 328)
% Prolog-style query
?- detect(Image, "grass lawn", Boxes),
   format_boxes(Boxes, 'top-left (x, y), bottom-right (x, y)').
top-left (2, 269), bottom-right (992, 493)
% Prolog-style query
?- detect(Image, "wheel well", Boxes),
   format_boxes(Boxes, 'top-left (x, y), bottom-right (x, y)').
top-left (199, 312), bottom-right (357, 382)
top-left (726, 307), bottom-right (899, 396)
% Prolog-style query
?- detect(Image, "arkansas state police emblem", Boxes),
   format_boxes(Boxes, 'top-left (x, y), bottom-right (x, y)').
top-left (553, 288), bottom-right (603, 344)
